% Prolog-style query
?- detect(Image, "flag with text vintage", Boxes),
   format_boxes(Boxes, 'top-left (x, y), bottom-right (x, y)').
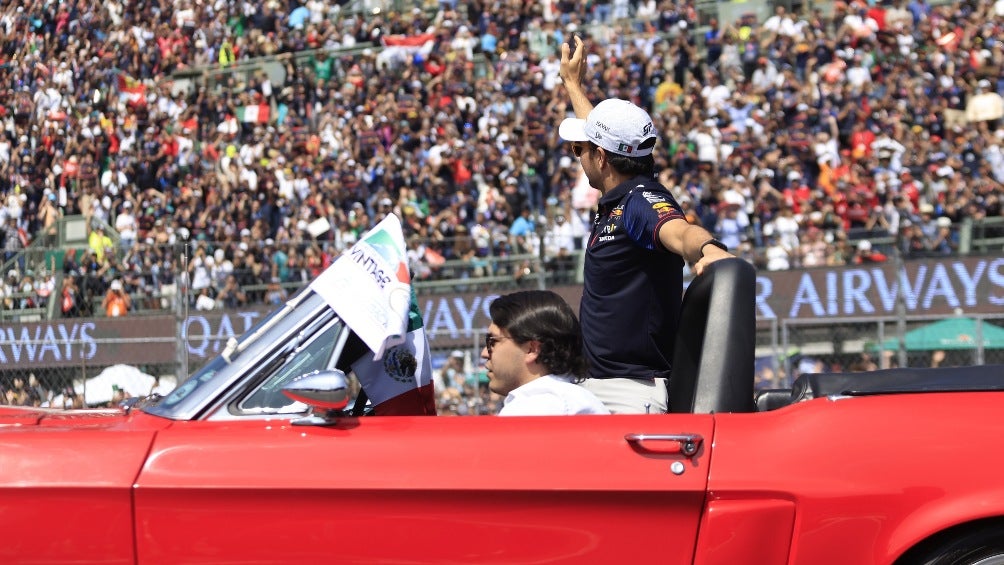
top-left (310, 215), bottom-right (435, 415)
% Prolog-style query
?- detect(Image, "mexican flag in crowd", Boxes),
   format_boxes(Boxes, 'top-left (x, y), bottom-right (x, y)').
top-left (236, 104), bottom-right (270, 124)
top-left (116, 72), bottom-right (146, 107)
top-left (381, 32), bottom-right (436, 48)
top-left (310, 215), bottom-right (436, 415)
top-left (380, 32), bottom-right (437, 67)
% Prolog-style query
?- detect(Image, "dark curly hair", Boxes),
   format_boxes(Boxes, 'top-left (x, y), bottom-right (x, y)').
top-left (605, 136), bottom-right (657, 178)
top-left (488, 290), bottom-right (587, 379)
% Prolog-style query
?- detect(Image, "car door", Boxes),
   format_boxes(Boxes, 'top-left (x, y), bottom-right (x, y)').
top-left (136, 415), bottom-right (713, 564)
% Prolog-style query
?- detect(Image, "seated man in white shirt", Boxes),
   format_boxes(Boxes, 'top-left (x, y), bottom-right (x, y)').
top-left (482, 291), bottom-right (609, 416)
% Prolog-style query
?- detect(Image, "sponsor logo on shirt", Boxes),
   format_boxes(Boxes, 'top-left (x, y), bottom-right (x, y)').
top-left (652, 202), bottom-right (675, 217)
top-left (641, 191), bottom-right (668, 204)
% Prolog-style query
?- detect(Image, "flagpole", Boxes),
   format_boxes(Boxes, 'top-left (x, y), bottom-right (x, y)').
top-left (893, 234), bottom-right (908, 369)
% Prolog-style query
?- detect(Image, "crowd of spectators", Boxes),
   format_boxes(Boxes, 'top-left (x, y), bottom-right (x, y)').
top-left (0, 0), bottom-right (1002, 323)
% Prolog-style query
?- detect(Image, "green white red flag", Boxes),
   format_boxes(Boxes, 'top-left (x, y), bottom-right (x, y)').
top-left (310, 215), bottom-right (435, 415)
top-left (235, 104), bottom-right (270, 124)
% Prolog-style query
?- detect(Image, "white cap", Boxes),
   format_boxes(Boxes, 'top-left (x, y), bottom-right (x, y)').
top-left (558, 99), bottom-right (659, 157)
top-left (110, 279), bottom-right (123, 291)
top-left (723, 190), bottom-right (745, 207)
top-left (857, 240), bottom-right (872, 252)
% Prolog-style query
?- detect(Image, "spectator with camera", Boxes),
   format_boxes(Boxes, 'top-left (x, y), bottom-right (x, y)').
top-left (102, 279), bottom-right (131, 318)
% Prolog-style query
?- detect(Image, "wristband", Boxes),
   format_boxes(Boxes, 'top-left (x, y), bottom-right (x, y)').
top-left (699, 238), bottom-right (728, 259)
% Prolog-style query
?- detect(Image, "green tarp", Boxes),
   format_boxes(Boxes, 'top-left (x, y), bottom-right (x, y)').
top-left (879, 318), bottom-right (1004, 351)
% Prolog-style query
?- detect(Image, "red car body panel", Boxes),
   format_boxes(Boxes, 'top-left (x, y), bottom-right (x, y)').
top-left (704, 392), bottom-right (1004, 565)
top-left (134, 414), bottom-right (714, 564)
top-left (0, 409), bottom-right (169, 564)
top-left (694, 498), bottom-right (795, 565)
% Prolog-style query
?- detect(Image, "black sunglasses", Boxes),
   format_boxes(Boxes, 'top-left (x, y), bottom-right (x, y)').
top-left (484, 334), bottom-right (509, 356)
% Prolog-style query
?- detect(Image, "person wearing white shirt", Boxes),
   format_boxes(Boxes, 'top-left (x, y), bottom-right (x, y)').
top-left (100, 161), bottom-right (129, 197)
top-left (762, 6), bottom-right (787, 35)
top-left (846, 58), bottom-right (872, 92)
top-left (482, 291), bottom-right (609, 416)
top-left (114, 202), bottom-right (138, 249)
top-left (540, 53), bottom-right (562, 91)
top-left (450, 26), bottom-right (477, 61)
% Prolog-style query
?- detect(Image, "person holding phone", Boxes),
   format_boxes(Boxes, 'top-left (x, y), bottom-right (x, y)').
top-left (102, 279), bottom-right (131, 317)
top-left (556, 35), bottom-right (736, 414)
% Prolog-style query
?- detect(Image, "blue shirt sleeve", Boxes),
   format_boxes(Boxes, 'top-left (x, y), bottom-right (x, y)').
top-left (621, 188), bottom-right (685, 251)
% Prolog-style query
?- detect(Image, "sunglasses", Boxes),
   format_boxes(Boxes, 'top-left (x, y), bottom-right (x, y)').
top-left (571, 142), bottom-right (593, 158)
top-left (484, 334), bottom-right (510, 356)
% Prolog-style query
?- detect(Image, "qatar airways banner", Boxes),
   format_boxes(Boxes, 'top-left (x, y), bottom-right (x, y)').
top-left (754, 256), bottom-right (1004, 320)
top-left (418, 256), bottom-right (1004, 343)
top-left (2, 256), bottom-right (1002, 368)
top-left (0, 317), bottom-right (176, 369)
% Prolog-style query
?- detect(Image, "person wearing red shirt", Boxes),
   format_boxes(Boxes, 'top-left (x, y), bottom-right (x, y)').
top-left (849, 121), bottom-right (876, 160)
top-left (900, 170), bottom-right (921, 208)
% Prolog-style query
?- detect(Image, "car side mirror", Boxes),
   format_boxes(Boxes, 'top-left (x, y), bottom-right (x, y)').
top-left (283, 370), bottom-right (351, 425)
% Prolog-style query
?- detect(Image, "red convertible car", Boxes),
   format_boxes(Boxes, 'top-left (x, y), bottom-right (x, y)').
top-left (2, 256), bottom-right (1003, 564)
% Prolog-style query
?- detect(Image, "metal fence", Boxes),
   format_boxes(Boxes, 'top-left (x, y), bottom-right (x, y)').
top-left (756, 315), bottom-right (1004, 389)
top-left (0, 337), bottom-right (178, 409)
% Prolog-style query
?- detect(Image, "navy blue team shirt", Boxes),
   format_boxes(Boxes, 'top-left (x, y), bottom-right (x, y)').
top-left (580, 176), bottom-right (686, 381)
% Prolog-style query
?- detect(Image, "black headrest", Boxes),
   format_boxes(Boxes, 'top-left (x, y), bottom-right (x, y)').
top-left (669, 259), bottom-right (757, 414)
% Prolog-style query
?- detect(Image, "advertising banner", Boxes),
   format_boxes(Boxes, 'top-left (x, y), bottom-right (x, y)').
top-left (3, 256), bottom-right (1002, 369)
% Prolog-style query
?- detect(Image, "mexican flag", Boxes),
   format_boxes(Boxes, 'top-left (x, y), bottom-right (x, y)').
top-left (310, 215), bottom-right (435, 415)
top-left (381, 33), bottom-right (436, 48)
top-left (236, 104), bottom-right (270, 124)
top-left (380, 33), bottom-right (436, 66)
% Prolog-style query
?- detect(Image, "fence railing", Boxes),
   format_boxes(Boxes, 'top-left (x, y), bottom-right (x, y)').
top-left (759, 315), bottom-right (1004, 389)
top-left (0, 336), bottom-right (178, 408)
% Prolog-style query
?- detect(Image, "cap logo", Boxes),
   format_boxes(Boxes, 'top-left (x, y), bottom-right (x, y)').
top-left (617, 143), bottom-right (634, 153)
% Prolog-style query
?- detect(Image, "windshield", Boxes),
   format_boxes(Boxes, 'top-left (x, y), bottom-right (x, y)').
top-left (237, 321), bottom-right (344, 414)
top-left (155, 303), bottom-right (292, 410)
top-left (142, 291), bottom-right (338, 420)
top-left (159, 356), bottom-right (227, 409)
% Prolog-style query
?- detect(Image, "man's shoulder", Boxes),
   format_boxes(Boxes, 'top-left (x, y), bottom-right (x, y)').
top-left (501, 376), bottom-right (609, 416)
top-left (623, 180), bottom-right (674, 207)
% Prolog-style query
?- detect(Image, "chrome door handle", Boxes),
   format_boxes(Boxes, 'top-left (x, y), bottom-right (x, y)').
top-left (625, 433), bottom-right (703, 457)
